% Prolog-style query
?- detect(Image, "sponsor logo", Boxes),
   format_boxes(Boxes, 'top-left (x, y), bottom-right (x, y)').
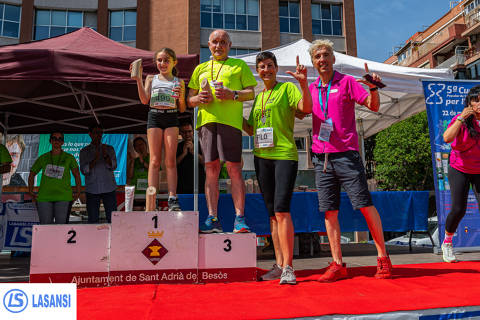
top-left (425, 83), bottom-right (445, 105)
top-left (3, 289), bottom-right (28, 313)
top-left (1, 284), bottom-right (75, 319)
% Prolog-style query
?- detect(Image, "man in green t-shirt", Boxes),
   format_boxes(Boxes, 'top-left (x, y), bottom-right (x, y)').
top-left (0, 144), bottom-right (12, 175)
top-left (188, 29), bottom-right (257, 233)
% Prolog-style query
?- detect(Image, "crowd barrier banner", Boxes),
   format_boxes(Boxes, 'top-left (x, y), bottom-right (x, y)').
top-left (422, 80), bottom-right (480, 250)
top-left (37, 133), bottom-right (128, 186)
top-left (2, 202), bottom-right (39, 251)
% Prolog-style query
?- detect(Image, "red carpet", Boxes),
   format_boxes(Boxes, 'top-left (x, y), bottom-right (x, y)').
top-left (77, 261), bottom-right (480, 319)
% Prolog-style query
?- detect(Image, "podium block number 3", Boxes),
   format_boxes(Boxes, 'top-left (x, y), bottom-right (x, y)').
top-left (67, 230), bottom-right (77, 244)
top-left (223, 239), bottom-right (231, 252)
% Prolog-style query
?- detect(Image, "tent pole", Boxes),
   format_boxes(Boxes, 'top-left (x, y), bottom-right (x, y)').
top-left (193, 107), bottom-right (199, 211)
top-left (0, 113), bottom-right (8, 200)
top-left (358, 119), bottom-right (366, 164)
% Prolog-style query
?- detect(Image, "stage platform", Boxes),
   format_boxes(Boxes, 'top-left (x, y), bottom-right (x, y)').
top-left (2, 244), bottom-right (480, 319)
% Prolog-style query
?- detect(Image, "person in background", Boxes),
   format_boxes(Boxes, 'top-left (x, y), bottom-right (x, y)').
top-left (28, 132), bottom-right (81, 224)
top-left (441, 85), bottom-right (480, 263)
top-left (243, 51), bottom-right (312, 285)
top-left (80, 124), bottom-right (117, 223)
top-left (308, 39), bottom-right (392, 282)
top-left (127, 136), bottom-right (150, 210)
top-left (131, 47), bottom-right (186, 211)
top-left (4, 135), bottom-right (26, 186)
top-left (0, 143), bottom-right (12, 176)
top-left (176, 122), bottom-right (205, 194)
top-left (187, 29), bottom-right (257, 233)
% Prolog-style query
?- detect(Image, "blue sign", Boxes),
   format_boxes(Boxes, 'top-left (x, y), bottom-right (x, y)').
top-left (422, 80), bottom-right (480, 249)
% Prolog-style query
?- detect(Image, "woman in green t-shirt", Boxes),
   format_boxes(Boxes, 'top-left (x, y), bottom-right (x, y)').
top-left (243, 52), bottom-right (312, 285)
top-left (28, 132), bottom-right (82, 224)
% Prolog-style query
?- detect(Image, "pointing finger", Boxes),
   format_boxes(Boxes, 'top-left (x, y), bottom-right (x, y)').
top-left (364, 63), bottom-right (370, 74)
top-left (296, 55), bottom-right (300, 67)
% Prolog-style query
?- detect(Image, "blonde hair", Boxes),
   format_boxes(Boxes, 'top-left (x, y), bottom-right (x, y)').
top-left (308, 39), bottom-right (334, 59)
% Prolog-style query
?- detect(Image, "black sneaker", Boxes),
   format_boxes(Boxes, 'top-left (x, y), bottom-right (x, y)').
top-left (168, 197), bottom-right (181, 211)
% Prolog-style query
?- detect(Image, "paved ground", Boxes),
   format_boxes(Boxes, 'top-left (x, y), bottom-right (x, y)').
top-left (257, 243), bottom-right (480, 271)
top-left (1, 243), bottom-right (479, 283)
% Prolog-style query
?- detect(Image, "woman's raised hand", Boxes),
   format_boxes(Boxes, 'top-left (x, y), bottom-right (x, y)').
top-left (286, 55), bottom-right (308, 85)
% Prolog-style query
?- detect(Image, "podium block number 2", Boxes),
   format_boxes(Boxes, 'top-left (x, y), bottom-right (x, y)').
top-left (67, 230), bottom-right (76, 244)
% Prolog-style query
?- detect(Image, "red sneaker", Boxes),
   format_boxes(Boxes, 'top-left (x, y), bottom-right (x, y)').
top-left (318, 261), bottom-right (348, 282)
top-left (375, 256), bottom-right (393, 279)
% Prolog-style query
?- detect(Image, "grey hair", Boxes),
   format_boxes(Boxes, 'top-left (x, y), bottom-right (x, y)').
top-left (308, 39), bottom-right (334, 59)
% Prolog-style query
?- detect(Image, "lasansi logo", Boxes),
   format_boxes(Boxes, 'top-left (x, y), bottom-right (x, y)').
top-left (3, 289), bottom-right (28, 313)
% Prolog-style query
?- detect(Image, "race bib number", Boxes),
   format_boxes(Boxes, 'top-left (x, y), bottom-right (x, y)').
top-left (318, 118), bottom-right (333, 142)
top-left (136, 179), bottom-right (148, 191)
top-left (255, 127), bottom-right (274, 148)
top-left (44, 164), bottom-right (65, 179)
top-left (150, 88), bottom-right (175, 108)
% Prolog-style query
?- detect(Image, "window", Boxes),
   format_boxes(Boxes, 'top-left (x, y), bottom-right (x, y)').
top-left (242, 136), bottom-right (254, 150)
top-left (311, 3), bottom-right (342, 36)
top-left (200, 46), bottom-right (258, 62)
top-left (279, 1), bottom-right (299, 33)
top-left (34, 9), bottom-right (97, 40)
top-left (200, 0), bottom-right (259, 31)
top-left (470, 65), bottom-right (477, 79)
top-left (295, 137), bottom-right (305, 150)
top-left (109, 10), bottom-right (136, 42)
top-left (0, 3), bottom-right (21, 38)
top-left (200, 47), bottom-right (212, 62)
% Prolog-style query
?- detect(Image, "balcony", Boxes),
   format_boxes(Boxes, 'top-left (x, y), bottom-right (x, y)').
top-left (463, 45), bottom-right (480, 65)
top-left (436, 52), bottom-right (465, 69)
top-left (462, 7), bottom-right (480, 36)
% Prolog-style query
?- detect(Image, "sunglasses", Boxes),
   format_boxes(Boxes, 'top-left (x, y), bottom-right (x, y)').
top-left (51, 136), bottom-right (64, 142)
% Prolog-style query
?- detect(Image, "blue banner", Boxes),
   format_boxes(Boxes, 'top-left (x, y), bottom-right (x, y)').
top-left (37, 134), bottom-right (128, 186)
top-left (422, 80), bottom-right (480, 249)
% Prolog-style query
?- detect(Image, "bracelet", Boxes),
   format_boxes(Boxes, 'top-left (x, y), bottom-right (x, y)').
top-left (457, 116), bottom-right (465, 123)
top-left (369, 87), bottom-right (378, 92)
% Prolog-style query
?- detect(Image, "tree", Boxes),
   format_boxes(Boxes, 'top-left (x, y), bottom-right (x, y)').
top-left (373, 111), bottom-right (433, 191)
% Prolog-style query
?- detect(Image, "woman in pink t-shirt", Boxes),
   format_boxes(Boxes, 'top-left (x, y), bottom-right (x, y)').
top-left (442, 85), bottom-right (480, 263)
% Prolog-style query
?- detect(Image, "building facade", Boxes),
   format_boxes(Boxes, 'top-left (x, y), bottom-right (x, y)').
top-left (1, 0), bottom-right (357, 60)
top-left (384, 0), bottom-right (480, 81)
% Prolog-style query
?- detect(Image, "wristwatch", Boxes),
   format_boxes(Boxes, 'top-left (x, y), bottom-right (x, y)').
top-left (233, 91), bottom-right (239, 101)
top-left (457, 116), bottom-right (465, 123)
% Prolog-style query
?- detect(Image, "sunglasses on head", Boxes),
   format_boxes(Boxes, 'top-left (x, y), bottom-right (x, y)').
top-left (51, 136), bottom-right (64, 142)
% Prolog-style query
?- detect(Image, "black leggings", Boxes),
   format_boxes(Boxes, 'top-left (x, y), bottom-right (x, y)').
top-left (254, 157), bottom-right (298, 216)
top-left (446, 165), bottom-right (480, 233)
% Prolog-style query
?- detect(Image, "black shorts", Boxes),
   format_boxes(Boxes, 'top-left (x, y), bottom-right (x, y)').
top-left (198, 123), bottom-right (242, 163)
top-left (254, 156), bottom-right (298, 217)
top-left (147, 109), bottom-right (179, 129)
top-left (313, 150), bottom-right (373, 212)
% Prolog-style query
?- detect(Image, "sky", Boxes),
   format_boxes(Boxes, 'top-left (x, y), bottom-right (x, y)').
top-left (355, 0), bottom-right (459, 62)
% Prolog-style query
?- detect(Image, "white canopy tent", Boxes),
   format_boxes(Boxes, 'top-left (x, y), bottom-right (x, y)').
top-left (235, 39), bottom-right (454, 139)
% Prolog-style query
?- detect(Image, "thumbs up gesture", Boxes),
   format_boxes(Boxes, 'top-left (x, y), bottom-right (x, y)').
top-left (286, 55), bottom-right (308, 86)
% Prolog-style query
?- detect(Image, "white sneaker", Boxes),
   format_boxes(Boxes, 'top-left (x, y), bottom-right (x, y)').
top-left (260, 264), bottom-right (282, 281)
top-left (442, 242), bottom-right (457, 263)
top-left (279, 265), bottom-right (296, 285)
